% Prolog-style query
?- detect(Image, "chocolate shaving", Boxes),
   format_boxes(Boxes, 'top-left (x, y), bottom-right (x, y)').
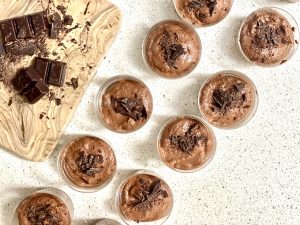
top-left (133, 180), bottom-right (168, 210)
top-left (187, 0), bottom-right (217, 17)
top-left (253, 20), bottom-right (291, 49)
top-left (84, 2), bottom-right (91, 15)
top-left (169, 123), bottom-right (206, 154)
top-left (8, 97), bottom-right (12, 106)
top-left (211, 83), bottom-right (247, 114)
top-left (111, 95), bottom-right (147, 121)
top-left (76, 151), bottom-right (104, 177)
top-left (27, 204), bottom-right (61, 225)
top-left (159, 31), bottom-right (185, 69)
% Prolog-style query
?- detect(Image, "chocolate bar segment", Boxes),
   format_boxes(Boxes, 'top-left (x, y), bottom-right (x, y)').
top-left (15, 17), bottom-right (34, 39)
top-left (30, 11), bottom-right (49, 34)
top-left (0, 20), bottom-right (17, 43)
top-left (34, 57), bottom-right (50, 82)
top-left (34, 57), bottom-right (66, 87)
top-left (23, 79), bottom-right (49, 104)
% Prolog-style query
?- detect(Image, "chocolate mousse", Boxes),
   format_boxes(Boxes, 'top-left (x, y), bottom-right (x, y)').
top-left (239, 8), bottom-right (296, 66)
top-left (17, 193), bottom-right (71, 225)
top-left (144, 20), bottom-right (201, 78)
top-left (118, 173), bottom-right (173, 223)
top-left (174, 0), bottom-right (233, 26)
top-left (60, 136), bottom-right (116, 190)
top-left (99, 76), bottom-right (153, 133)
top-left (199, 72), bottom-right (257, 128)
top-left (158, 116), bottom-right (215, 171)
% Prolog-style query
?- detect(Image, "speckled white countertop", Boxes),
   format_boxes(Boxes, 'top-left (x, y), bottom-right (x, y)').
top-left (1, 0), bottom-right (300, 224)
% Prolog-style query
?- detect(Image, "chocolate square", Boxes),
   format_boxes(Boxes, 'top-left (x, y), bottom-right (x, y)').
top-left (34, 57), bottom-right (50, 82)
top-left (31, 12), bottom-right (49, 34)
top-left (23, 80), bottom-right (49, 104)
top-left (0, 20), bottom-right (17, 43)
top-left (15, 17), bottom-right (34, 39)
top-left (12, 67), bottom-right (43, 93)
top-left (48, 61), bottom-right (66, 87)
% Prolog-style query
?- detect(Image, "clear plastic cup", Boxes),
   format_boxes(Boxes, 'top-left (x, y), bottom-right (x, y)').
top-left (143, 20), bottom-right (201, 79)
top-left (173, 0), bottom-right (234, 27)
top-left (95, 75), bottom-right (153, 133)
top-left (115, 170), bottom-right (173, 225)
top-left (94, 219), bottom-right (122, 225)
top-left (12, 188), bottom-right (73, 225)
top-left (58, 136), bottom-right (117, 193)
top-left (237, 7), bottom-right (299, 67)
top-left (198, 70), bottom-right (259, 129)
top-left (157, 115), bottom-right (217, 173)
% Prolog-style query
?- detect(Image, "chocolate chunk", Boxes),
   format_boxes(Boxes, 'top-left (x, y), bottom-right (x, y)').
top-left (133, 180), bottom-right (168, 210)
top-left (48, 61), bottom-right (66, 86)
top-left (169, 123), bottom-right (206, 154)
top-left (0, 20), bottom-right (17, 43)
top-left (15, 17), bottom-right (34, 39)
top-left (77, 151), bottom-right (104, 177)
top-left (23, 78), bottom-right (49, 104)
top-left (66, 77), bottom-right (78, 89)
top-left (0, 41), bottom-right (5, 56)
top-left (235, 83), bottom-right (246, 92)
top-left (111, 96), bottom-right (147, 121)
top-left (8, 97), bottom-right (12, 106)
top-left (31, 12), bottom-right (49, 34)
top-left (12, 68), bottom-right (39, 93)
top-left (34, 57), bottom-right (67, 87)
top-left (39, 113), bottom-right (44, 119)
top-left (27, 204), bottom-right (60, 224)
top-left (50, 12), bottom-right (62, 39)
top-left (55, 98), bottom-right (61, 105)
top-left (5, 43), bottom-right (36, 56)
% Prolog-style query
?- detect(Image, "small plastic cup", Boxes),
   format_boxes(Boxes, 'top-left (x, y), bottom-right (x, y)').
top-left (237, 7), bottom-right (299, 67)
top-left (95, 75), bottom-right (153, 133)
top-left (143, 20), bottom-right (201, 79)
top-left (12, 188), bottom-right (73, 225)
top-left (58, 136), bottom-right (117, 193)
top-left (157, 115), bottom-right (217, 173)
top-left (198, 70), bottom-right (259, 129)
top-left (94, 219), bottom-right (122, 225)
top-left (115, 170), bottom-right (173, 225)
top-left (173, 0), bottom-right (234, 27)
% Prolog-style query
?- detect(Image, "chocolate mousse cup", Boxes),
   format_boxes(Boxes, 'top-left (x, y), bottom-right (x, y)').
top-left (158, 115), bottom-right (216, 173)
top-left (116, 170), bottom-right (173, 225)
top-left (174, 0), bottom-right (233, 27)
top-left (12, 188), bottom-right (73, 225)
top-left (199, 71), bottom-right (258, 129)
top-left (143, 20), bottom-right (201, 78)
top-left (59, 136), bottom-right (117, 192)
top-left (238, 7), bottom-right (299, 67)
top-left (96, 76), bottom-right (153, 133)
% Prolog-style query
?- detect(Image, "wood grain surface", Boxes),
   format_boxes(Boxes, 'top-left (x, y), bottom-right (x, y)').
top-left (0, 0), bottom-right (122, 161)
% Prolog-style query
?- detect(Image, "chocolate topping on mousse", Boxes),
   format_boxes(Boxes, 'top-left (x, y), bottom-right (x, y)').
top-left (119, 174), bottom-right (172, 222)
top-left (111, 95), bottom-right (147, 121)
top-left (77, 151), bottom-right (104, 176)
top-left (188, 0), bottom-right (217, 17)
top-left (169, 123), bottom-right (206, 154)
top-left (211, 83), bottom-right (247, 114)
top-left (239, 9), bottom-right (295, 65)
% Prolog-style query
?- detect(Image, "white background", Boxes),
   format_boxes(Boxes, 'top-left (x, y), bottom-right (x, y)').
top-left (1, 0), bottom-right (300, 224)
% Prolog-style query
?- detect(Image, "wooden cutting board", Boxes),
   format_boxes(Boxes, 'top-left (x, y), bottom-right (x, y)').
top-left (0, 0), bottom-right (122, 161)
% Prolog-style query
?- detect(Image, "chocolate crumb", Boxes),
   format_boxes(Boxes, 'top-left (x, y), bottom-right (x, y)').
top-left (8, 97), bottom-right (12, 106)
top-left (39, 113), bottom-right (44, 119)
top-left (48, 92), bottom-right (55, 101)
top-left (66, 77), bottom-right (79, 90)
top-left (292, 27), bottom-right (295, 32)
top-left (55, 98), bottom-right (61, 105)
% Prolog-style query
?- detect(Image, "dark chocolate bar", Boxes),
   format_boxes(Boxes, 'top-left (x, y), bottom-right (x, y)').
top-left (0, 11), bottom-right (49, 44)
top-left (34, 57), bottom-right (66, 87)
top-left (12, 67), bottom-right (40, 93)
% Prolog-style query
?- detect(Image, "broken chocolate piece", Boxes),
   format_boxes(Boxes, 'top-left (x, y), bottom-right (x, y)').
top-left (111, 96), bottom-right (147, 121)
top-left (66, 77), bottom-right (78, 89)
top-left (12, 67), bottom-right (40, 93)
top-left (50, 12), bottom-right (62, 39)
top-left (23, 78), bottom-right (49, 104)
top-left (34, 57), bottom-right (67, 87)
